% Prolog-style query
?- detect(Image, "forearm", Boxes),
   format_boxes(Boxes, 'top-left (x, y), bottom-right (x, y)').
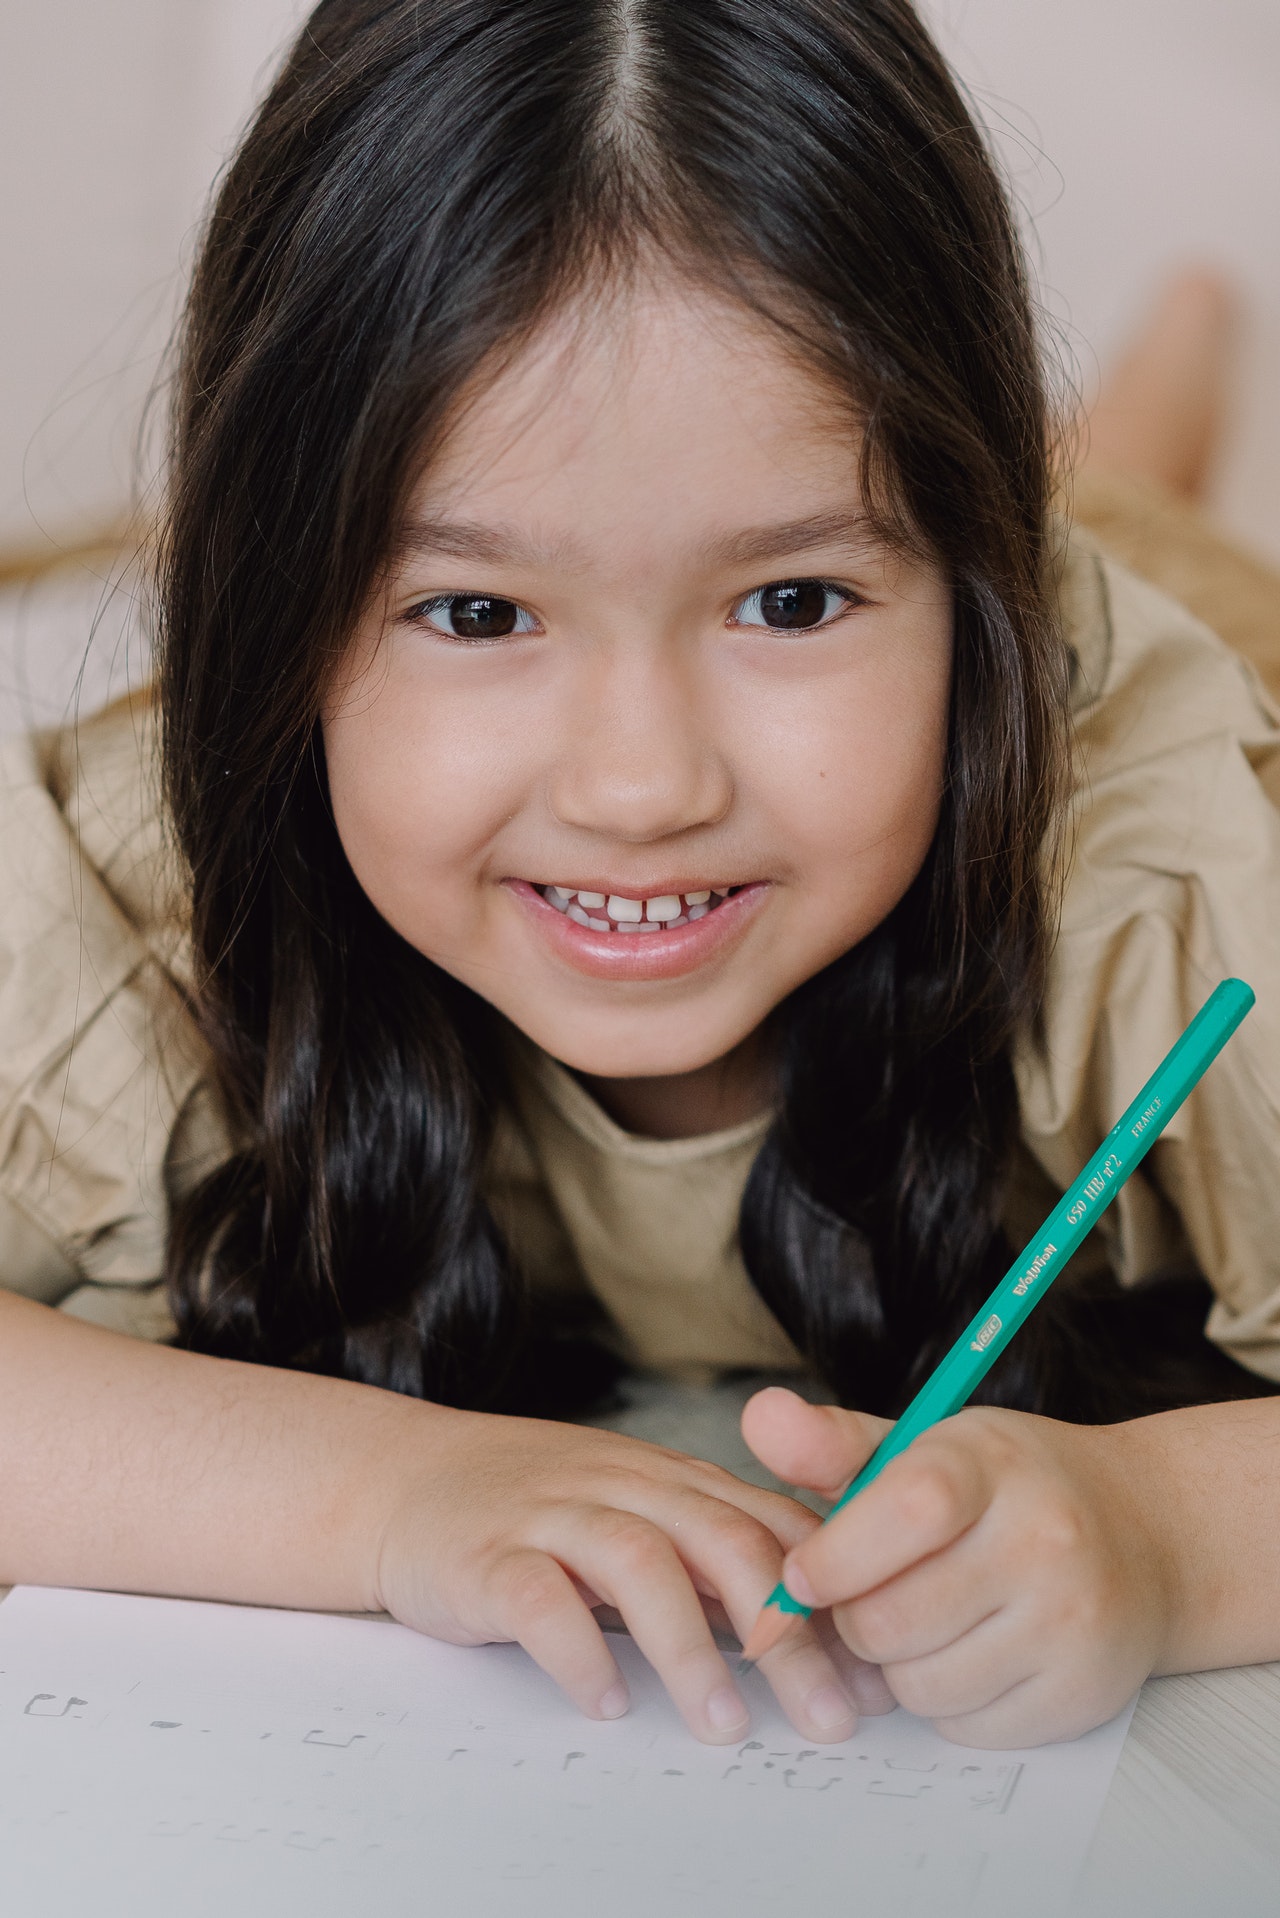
top-left (1118, 1395), bottom-right (1280, 1673)
top-left (0, 1289), bottom-right (431, 1609)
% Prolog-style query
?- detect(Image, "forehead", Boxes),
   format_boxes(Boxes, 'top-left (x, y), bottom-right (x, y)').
top-left (409, 277), bottom-right (866, 542)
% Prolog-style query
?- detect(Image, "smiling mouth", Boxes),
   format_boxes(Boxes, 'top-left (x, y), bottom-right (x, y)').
top-left (533, 884), bottom-right (745, 932)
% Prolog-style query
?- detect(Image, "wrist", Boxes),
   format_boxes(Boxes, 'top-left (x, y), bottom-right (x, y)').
top-left (1092, 1415), bottom-right (1186, 1674)
top-left (1107, 1397), bottom-right (1280, 1674)
top-left (362, 1394), bottom-right (478, 1615)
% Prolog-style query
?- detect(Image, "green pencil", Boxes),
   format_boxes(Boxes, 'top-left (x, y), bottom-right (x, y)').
top-left (739, 975), bottom-right (1256, 1667)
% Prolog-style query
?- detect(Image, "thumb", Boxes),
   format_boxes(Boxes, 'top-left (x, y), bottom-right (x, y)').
top-left (741, 1387), bottom-right (889, 1500)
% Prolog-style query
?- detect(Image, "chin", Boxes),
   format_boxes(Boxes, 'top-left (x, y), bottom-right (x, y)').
top-left (525, 1019), bottom-right (752, 1082)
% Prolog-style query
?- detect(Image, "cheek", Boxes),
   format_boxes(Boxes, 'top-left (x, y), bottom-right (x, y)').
top-left (762, 644), bottom-right (949, 931)
top-left (321, 651), bottom-right (530, 938)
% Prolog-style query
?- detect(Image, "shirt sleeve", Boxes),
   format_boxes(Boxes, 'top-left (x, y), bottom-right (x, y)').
top-left (1016, 540), bottom-right (1280, 1383)
top-left (0, 703), bottom-right (221, 1338)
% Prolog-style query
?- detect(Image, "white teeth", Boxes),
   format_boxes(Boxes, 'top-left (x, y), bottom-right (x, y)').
top-left (646, 895), bottom-right (682, 922)
top-left (543, 883), bottom-right (732, 930)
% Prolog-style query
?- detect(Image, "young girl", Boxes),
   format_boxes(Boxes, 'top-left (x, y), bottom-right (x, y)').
top-left (3, 0), bottom-right (1280, 1755)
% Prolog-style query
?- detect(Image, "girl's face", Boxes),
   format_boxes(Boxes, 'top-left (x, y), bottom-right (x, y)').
top-left (324, 281), bottom-right (952, 1109)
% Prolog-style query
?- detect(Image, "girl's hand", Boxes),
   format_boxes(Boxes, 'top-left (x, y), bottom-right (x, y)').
top-left (373, 1406), bottom-right (890, 1745)
top-left (741, 1386), bottom-right (1172, 1747)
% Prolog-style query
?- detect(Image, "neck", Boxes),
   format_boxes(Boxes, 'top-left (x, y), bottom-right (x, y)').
top-left (578, 1028), bottom-right (775, 1140)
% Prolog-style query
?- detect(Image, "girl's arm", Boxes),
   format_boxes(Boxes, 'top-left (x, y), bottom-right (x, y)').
top-left (0, 1290), bottom-right (883, 1744)
top-left (743, 1385), bottom-right (1280, 1748)
top-left (1121, 1394), bottom-right (1280, 1673)
top-left (0, 1286), bottom-right (412, 1611)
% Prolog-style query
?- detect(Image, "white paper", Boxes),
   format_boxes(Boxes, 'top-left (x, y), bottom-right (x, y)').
top-left (0, 1585), bottom-right (1134, 1918)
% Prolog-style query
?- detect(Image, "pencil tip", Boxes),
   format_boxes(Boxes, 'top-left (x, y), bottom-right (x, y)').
top-left (737, 1603), bottom-right (800, 1668)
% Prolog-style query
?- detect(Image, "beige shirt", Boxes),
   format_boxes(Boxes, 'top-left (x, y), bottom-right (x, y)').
top-left (4, 531), bottom-right (1280, 1381)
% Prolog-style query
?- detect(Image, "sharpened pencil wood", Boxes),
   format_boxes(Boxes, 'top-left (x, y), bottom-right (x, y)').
top-left (738, 1604), bottom-right (802, 1669)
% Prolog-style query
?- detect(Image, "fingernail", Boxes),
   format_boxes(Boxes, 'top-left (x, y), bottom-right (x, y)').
top-left (806, 1684), bottom-right (855, 1732)
top-left (783, 1564), bottom-right (817, 1608)
top-left (597, 1681), bottom-right (629, 1719)
top-left (706, 1686), bottom-right (749, 1732)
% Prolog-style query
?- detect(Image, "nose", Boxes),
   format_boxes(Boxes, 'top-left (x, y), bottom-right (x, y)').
top-left (547, 637), bottom-right (733, 845)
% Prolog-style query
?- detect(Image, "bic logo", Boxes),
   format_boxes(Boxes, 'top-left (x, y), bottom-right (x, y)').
top-left (970, 1314), bottom-right (1002, 1353)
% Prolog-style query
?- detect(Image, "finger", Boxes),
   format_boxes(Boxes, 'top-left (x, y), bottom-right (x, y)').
top-left (668, 1456), bottom-right (826, 1554)
top-left (784, 1431), bottom-right (990, 1609)
top-left (594, 1449), bottom-right (824, 1557)
top-left (489, 1549), bottom-right (630, 1721)
top-left (692, 1594), bottom-right (739, 1644)
top-left (932, 1677), bottom-right (1049, 1749)
top-left (934, 1670), bottom-right (1127, 1750)
top-left (741, 1388), bottom-right (890, 1499)
top-left (843, 1656), bottom-right (897, 1717)
top-left (752, 1624), bottom-right (859, 1741)
top-left (567, 1509), bottom-right (753, 1745)
top-left (879, 1609), bottom-right (1027, 1723)
top-left (664, 1496), bottom-right (857, 1742)
top-left (831, 1524), bottom-right (1002, 1666)
top-left (810, 1614), bottom-right (896, 1716)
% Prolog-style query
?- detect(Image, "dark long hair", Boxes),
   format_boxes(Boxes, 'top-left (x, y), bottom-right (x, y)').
top-left (157, 0), bottom-right (1249, 1420)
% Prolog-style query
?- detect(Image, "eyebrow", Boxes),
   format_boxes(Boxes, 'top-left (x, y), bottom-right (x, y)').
top-left (389, 507), bottom-right (882, 572)
top-left (390, 518), bottom-right (556, 567)
top-left (699, 510), bottom-right (881, 568)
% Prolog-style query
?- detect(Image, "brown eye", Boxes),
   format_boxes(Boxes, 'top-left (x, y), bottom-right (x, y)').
top-left (411, 593), bottom-right (536, 640)
top-left (733, 579), bottom-right (853, 631)
top-left (762, 581), bottom-right (827, 628)
top-left (444, 595), bottom-right (518, 638)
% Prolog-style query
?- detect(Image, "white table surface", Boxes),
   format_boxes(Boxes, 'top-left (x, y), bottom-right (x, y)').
top-left (1078, 1659), bottom-right (1280, 1916)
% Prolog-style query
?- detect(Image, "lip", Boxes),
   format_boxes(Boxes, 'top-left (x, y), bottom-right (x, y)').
top-left (532, 878), bottom-right (742, 902)
top-left (506, 879), bottom-right (770, 982)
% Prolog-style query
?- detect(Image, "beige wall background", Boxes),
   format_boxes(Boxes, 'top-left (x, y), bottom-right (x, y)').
top-left (924, 0), bottom-right (1280, 564)
top-left (0, 0), bottom-right (1277, 569)
top-left (0, 0), bottom-right (310, 559)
